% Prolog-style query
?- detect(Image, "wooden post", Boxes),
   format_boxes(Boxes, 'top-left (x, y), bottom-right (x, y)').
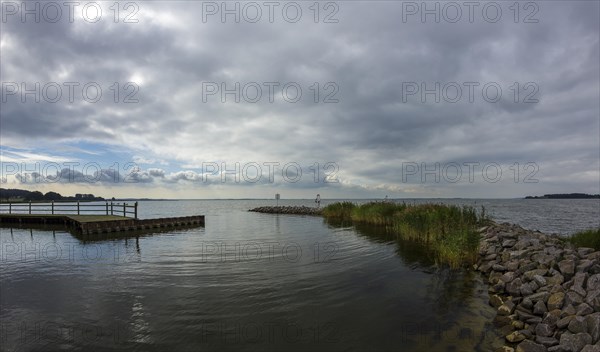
top-left (106, 202), bottom-right (109, 215)
top-left (52, 201), bottom-right (54, 215)
top-left (77, 201), bottom-right (80, 215)
top-left (111, 202), bottom-right (114, 215)
top-left (134, 202), bottom-right (138, 219)
top-left (29, 201), bottom-right (31, 214)
top-left (123, 203), bottom-right (126, 217)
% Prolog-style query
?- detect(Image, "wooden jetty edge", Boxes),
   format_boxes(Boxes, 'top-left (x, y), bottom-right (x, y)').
top-left (0, 202), bottom-right (204, 235)
top-left (0, 214), bottom-right (205, 235)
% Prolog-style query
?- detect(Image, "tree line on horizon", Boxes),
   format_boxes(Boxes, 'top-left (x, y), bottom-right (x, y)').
top-left (525, 193), bottom-right (600, 199)
top-left (0, 188), bottom-right (105, 202)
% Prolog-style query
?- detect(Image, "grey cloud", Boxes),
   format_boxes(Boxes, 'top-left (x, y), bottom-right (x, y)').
top-left (2, 1), bottom-right (598, 197)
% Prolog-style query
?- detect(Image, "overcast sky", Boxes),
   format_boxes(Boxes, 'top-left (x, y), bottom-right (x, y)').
top-left (1, 1), bottom-right (598, 199)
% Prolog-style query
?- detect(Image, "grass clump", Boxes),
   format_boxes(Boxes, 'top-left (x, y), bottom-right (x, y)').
top-left (568, 228), bottom-right (600, 250)
top-left (321, 201), bottom-right (356, 219)
top-left (322, 201), bottom-right (488, 268)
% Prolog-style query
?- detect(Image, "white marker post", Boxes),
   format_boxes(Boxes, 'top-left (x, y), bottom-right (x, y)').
top-left (275, 193), bottom-right (280, 206)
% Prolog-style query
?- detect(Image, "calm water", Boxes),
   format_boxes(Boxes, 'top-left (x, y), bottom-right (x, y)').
top-left (1, 199), bottom-right (598, 351)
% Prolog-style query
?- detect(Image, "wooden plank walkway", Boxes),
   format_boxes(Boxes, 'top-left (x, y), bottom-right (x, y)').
top-left (0, 214), bottom-right (205, 235)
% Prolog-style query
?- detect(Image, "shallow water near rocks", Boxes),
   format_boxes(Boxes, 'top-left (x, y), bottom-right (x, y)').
top-left (1, 199), bottom-right (598, 351)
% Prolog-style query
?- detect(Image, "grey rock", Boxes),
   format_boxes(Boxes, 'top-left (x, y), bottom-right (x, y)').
top-left (581, 345), bottom-right (600, 352)
top-left (585, 289), bottom-right (600, 305)
top-left (507, 261), bottom-right (521, 271)
top-left (557, 316), bottom-right (575, 329)
top-left (494, 264), bottom-right (508, 272)
top-left (485, 253), bottom-right (499, 261)
top-left (577, 260), bottom-right (594, 273)
top-left (548, 292), bottom-right (566, 311)
top-left (503, 239), bottom-right (517, 248)
top-left (522, 261), bottom-right (540, 272)
top-left (521, 329), bottom-right (534, 339)
top-left (568, 316), bottom-right (588, 334)
top-left (525, 269), bottom-right (550, 281)
top-left (507, 331), bottom-right (527, 343)
top-left (499, 300), bottom-right (517, 316)
top-left (536, 323), bottom-right (555, 337)
top-left (589, 297), bottom-right (600, 311)
top-left (565, 291), bottom-right (584, 306)
top-left (495, 315), bottom-right (514, 327)
top-left (572, 273), bottom-right (588, 297)
top-left (578, 248), bottom-right (595, 257)
top-left (534, 300), bottom-right (549, 316)
top-left (563, 304), bottom-right (578, 317)
top-left (586, 252), bottom-right (600, 261)
top-left (559, 332), bottom-right (592, 352)
top-left (547, 274), bottom-right (566, 286)
top-left (584, 312), bottom-right (600, 344)
top-left (558, 260), bottom-right (576, 277)
top-left (523, 297), bottom-right (534, 309)
top-left (490, 271), bottom-right (504, 284)
top-left (535, 336), bottom-right (559, 347)
top-left (515, 239), bottom-right (532, 250)
top-left (576, 303), bottom-right (594, 316)
top-left (508, 278), bottom-right (524, 296)
top-left (527, 316), bottom-right (544, 324)
top-left (490, 294), bottom-right (505, 308)
top-left (522, 283), bottom-right (536, 297)
top-left (587, 274), bottom-right (600, 291)
top-left (516, 340), bottom-right (548, 352)
top-left (543, 310), bottom-right (562, 327)
top-left (529, 292), bottom-right (552, 303)
top-left (502, 272), bottom-right (517, 283)
top-left (534, 275), bottom-right (548, 287)
top-left (512, 250), bottom-right (531, 260)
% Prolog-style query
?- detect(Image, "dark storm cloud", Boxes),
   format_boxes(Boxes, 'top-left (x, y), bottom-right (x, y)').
top-left (1, 1), bottom-right (598, 197)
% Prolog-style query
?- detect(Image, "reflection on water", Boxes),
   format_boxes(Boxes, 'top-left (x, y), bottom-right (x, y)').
top-left (2, 198), bottom-right (597, 351)
top-left (326, 218), bottom-right (503, 351)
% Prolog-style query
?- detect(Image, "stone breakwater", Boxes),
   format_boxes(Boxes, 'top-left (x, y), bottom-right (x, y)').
top-left (249, 206), bottom-right (323, 216)
top-left (477, 222), bottom-right (600, 352)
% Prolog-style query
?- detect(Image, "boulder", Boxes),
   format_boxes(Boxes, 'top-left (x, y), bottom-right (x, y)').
top-left (534, 300), bottom-right (549, 316)
top-left (548, 292), bottom-right (565, 311)
top-left (568, 316), bottom-right (588, 334)
top-left (585, 312), bottom-right (600, 343)
top-left (516, 340), bottom-right (548, 352)
top-left (558, 260), bottom-right (575, 277)
top-left (587, 274), bottom-right (600, 291)
top-left (507, 331), bottom-right (527, 343)
top-left (535, 323), bottom-right (555, 337)
top-left (581, 345), bottom-right (600, 352)
top-left (559, 332), bottom-right (592, 352)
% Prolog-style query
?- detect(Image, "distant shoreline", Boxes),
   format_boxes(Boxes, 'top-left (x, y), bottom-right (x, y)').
top-left (525, 193), bottom-right (600, 199)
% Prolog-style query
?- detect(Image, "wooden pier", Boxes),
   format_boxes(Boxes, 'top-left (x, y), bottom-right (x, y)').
top-left (0, 202), bottom-right (204, 235)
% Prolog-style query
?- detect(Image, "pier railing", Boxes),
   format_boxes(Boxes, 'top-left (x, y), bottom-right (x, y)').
top-left (0, 201), bottom-right (138, 219)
